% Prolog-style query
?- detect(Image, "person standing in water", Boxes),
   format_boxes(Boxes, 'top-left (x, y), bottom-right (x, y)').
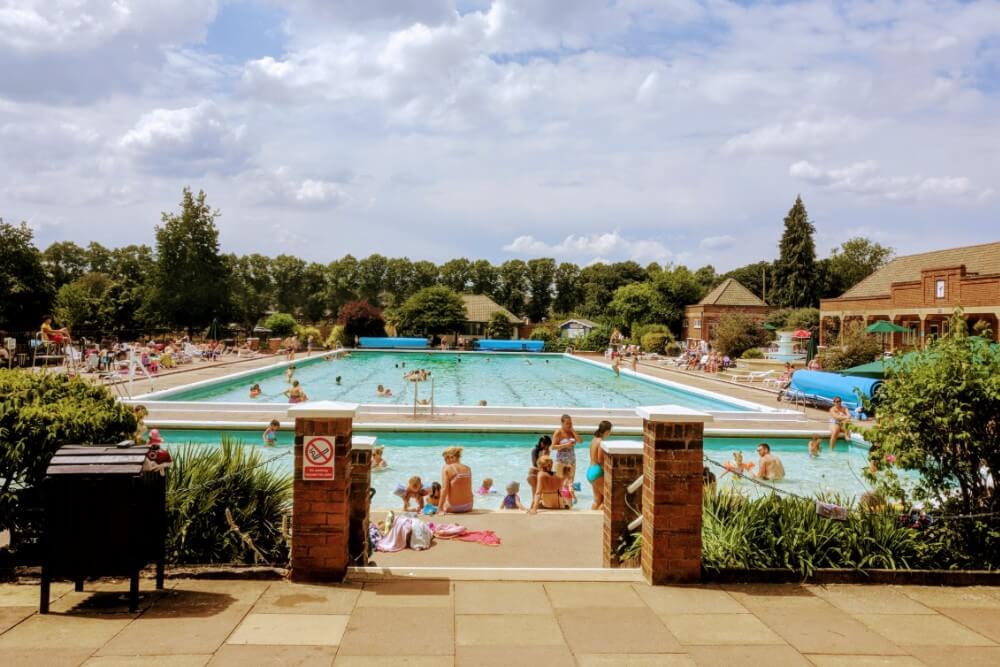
top-left (587, 421), bottom-right (613, 510)
top-left (551, 414), bottom-right (582, 489)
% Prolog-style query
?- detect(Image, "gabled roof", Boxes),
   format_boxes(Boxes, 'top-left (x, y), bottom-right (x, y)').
top-left (698, 278), bottom-right (768, 307)
top-left (559, 318), bottom-right (599, 329)
top-left (461, 294), bottom-right (521, 323)
top-left (839, 241), bottom-right (1000, 299)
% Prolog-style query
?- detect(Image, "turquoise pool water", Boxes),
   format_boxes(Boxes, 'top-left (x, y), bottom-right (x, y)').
top-left (159, 429), bottom-right (880, 508)
top-left (156, 352), bottom-right (752, 411)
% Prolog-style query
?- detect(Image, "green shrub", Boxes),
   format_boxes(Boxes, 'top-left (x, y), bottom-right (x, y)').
top-left (529, 326), bottom-right (557, 341)
top-left (713, 314), bottom-right (770, 358)
top-left (0, 370), bottom-right (137, 536)
top-left (785, 307), bottom-right (820, 331)
top-left (818, 320), bottom-right (882, 371)
top-left (741, 348), bottom-right (764, 359)
top-left (485, 312), bottom-right (514, 339)
top-left (296, 325), bottom-right (322, 347)
top-left (326, 324), bottom-right (348, 348)
top-left (640, 332), bottom-right (671, 354)
top-left (264, 312), bottom-right (297, 337)
top-left (631, 323), bottom-right (670, 344)
top-left (574, 324), bottom-right (612, 352)
top-left (166, 438), bottom-right (292, 565)
top-left (664, 341), bottom-right (684, 357)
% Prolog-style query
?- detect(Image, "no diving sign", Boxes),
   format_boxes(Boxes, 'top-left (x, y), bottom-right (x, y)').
top-left (303, 436), bottom-right (335, 480)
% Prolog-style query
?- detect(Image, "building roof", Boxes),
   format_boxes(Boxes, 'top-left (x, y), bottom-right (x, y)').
top-left (461, 294), bottom-right (521, 323)
top-left (839, 240), bottom-right (1000, 299)
top-left (698, 278), bottom-right (768, 307)
top-left (559, 318), bottom-right (599, 329)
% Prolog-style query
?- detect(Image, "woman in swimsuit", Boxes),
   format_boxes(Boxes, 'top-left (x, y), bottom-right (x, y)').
top-left (439, 446), bottom-right (474, 514)
top-left (829, 397), bottom-right (851, 449)
top-left (587, 420), bottom-right (613, 510)
top-left (551, 414), bottom-right (582, 487)
top-left (526, 435), bottom-right (552, 505)
top-left (283, 380), bottom-right (308, 403)
top-left (528, 455), bottom-right (568, 513)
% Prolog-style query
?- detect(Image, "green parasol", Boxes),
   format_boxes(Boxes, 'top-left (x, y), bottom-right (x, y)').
top-left (865, 320), bottom-right (910, 334)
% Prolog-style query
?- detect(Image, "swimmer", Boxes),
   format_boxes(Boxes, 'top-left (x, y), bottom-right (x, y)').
top-left (284, 380), bottom-right (307, 403)
top-left (756, 443), bottom-right (785, 481)
top-left (285, 364), bottom-right (296, 383)
top-left (808, 436), bottom-right (821, 458)
top-left (249, 383), bottom-right (261, 399)
top-left (335, 376), bottom-right (342, 385)
top-left (262, 419), bottom-right (280, 447)
top-left (372, 446), bottom-right (388, 469)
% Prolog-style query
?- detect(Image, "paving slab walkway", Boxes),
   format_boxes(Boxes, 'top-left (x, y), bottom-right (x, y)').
top-left (3, 579), bottom-right (1000, 665)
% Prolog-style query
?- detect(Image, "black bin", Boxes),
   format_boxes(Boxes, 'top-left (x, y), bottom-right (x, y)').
top-left (40, 444), bottom-right (166, 613)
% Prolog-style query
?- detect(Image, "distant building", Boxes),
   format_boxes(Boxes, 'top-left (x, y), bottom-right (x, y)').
top-left (820, 241), bottom-right (1000, 349)
top-left (558, 318), bottom-right (600, 339)
top-left (461, 294), bottom-right (522, 339)
top-left (682, 278), bottom-right (771, 346)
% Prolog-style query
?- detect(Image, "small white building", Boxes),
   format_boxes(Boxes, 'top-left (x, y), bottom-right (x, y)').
top-left (559, 318), bottom-right (599, 339)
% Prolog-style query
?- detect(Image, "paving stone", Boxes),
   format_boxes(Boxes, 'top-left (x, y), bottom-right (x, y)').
top-left (338, 607), bottom-right (453, 656)
top-left (854, 613), bottom-right (995, 646)
top-left (253, 582), bottom-right (361, 615)
top-left (660, 613), bottom-right (786, 645)
top-left (576, 655), bottom-right (698, 666)
top-left (686, 645), bottom-right (812, 667)
top-left (356, 581), bottom-right (453, 608)
top-left (754, 608), bottom-right (905, 655)
top-left (807, 585), bottom-right (935, 615)
top-left (454, 581), bottom-right (552, 615)
top-left (904, 645), bottom-right (1000, 666)
top-left (1, 648), bottom-right (94, 666)
top-left (96, 611), bottom-right (249, 656)
top-left (935, 607), bottom-right (1000, 643)
top-left (334, 657), bottom-right (453, 666)
top-left (227, 612), bottom-right (349, 646)
top-left (722, 584), bottom-right (831, 612)
top-left (556, 607), bottom-right (682, 654)
top-left (83, 656), bottom-right (211, 666)
top-left (0, 606), bottom-right (34, 634)
top-left (455, 645), bottom-right (575, 666)
top-left (0, 613), bottom-right (131, 650)
top-left (545, 582), bottom-right (646, 608)
top-left (896, 586), bottom-right (1000, 610)
top-left (632, 584), bottom-right (748, 615)
top-left (210, 645), bottom-right (338, 666)
top-left (455, 613), bottom-right (564, 646)
top-left (804, 656), bottom-right (924, 666)
top-left (0, 582), bottom-right (72, 607)
top-left (147, 580), bottom-right (268, 616)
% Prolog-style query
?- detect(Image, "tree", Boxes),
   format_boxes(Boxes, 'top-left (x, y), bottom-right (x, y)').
top-left (42, 241), bottom-right (89, 288)
top-left (337, 301), bottom-right (386, 339)
top-left (553, 262), bottom-right (581, 314)
top-left (772, 195), bottom-right (818, 308)
top-left (496, 260), bottom-right (529, 316)
top-left (722, 261), bottom-right (772, 303)
top-left (264, 312), bottom-right (297, 337)
top-left (439, 258), bottom-right (473, 292)
top-left (607, 283), bottom-right (670, 334)
top-left (53, 272), bottom-right (117, 332)
top-left (395, 286), bottom-right (467, 336)
top-left (411, 260), bottom-right (439, 292)
top-left (525, 258), bottom-right (556, 322)
top-left (271, 254), bottom-right (308, 315)
top-left (713, 313), bottom-right (770, 358)
top-left (228, 253), bottom-right (273, 329)
top-left (825, 237), bottom-right (894, 296)
top-left (470, 259), bottom-right (499, 297)
top-left (302, 262), bottom-right (329, 321)
top-left (356, 254), bottom-right (389, 304)
top-left (383, 257), bottom-right (416, 306)
top-left (817, 320), bottom-right (882, 371)
top-left (0, 219), bottom-right (53, 329)
top-left (325, 255), bottom-right (360, 314)
top-left (694, 265), bottom-right (719, 290)
top-left (485, 311), bottom-right (513, 339)
top-left (652, 266), bottom-right (706, 334)
top-left (150, 189), bottom-right (231, 331)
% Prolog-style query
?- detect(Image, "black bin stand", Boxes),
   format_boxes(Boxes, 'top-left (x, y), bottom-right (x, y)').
top-left (40, 444), bottom-right (167, 613)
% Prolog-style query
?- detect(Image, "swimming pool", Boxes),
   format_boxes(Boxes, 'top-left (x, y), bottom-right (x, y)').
top-left (159, 428), bottom-right (883, 508)
top-left (142, 351), bottom-right (767, 412)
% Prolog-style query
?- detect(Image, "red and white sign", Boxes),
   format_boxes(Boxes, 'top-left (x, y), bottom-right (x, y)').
top-left (303, 436), bottom-right (335, 480)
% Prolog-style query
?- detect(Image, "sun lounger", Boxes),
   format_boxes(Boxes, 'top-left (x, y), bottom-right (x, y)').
top-left (731, 370), bottom-right (775, 383)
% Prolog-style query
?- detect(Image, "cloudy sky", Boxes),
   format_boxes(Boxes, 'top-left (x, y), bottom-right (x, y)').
top-left (1, 0), bottom-right (998, 270)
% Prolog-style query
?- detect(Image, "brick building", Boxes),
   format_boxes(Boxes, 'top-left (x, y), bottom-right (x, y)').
top-left (681, 278), bottom-right (771, 346)
top-left (819, 241), bottom-right (1000, 349)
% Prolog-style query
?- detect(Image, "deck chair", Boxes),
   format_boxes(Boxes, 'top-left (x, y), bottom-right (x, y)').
top-left (731, 370), bottom-right (775, 383)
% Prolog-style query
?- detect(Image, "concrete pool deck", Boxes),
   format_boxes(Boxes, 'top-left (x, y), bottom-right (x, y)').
top-left (3, 577), bottom-right (999, 665)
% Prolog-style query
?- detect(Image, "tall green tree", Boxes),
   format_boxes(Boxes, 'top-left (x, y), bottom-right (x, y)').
top-left (325, 255), bottom-right (360, 314)
top-left (525, 258), bottom-right (556, 322)
top-left (722, 260), bottom-right (772, 303)
top-left (469, 259), bottom-right (499, 297)
top-left (439, 258), bottom-right (473, 292)
top-left (553, 262), bottom-right (581, 314)
top-left (227, 253), bottom-right (273, 329)
top-left (694, 265), bottom-right (719, 290)
top-left (150, 188), bottom-right (231, 330)
top-left (607, 282), bottom-right (670, 334)
top-left (772, 195), bottom-right (818, 308)
top-left (825, 237), bottom-right (894, 296)
top-left (496, 260), bottom-right (529, 316)
top-left (0, 219), bottom-right (53, 329)
top-left (356, 254), bottom-right (389, 303)
top-left (271, 254), bottom-right (308, 315)
top-left (411, 260), bottom-right (439, 292)
top-left (42, 241), bottom-right (89, 288)
top-left (395, 286), bottom-right (467, 336)
top-left (383, 257), bottom-right (416, 306)
top-left (302, 262), bottom-right (329, 321)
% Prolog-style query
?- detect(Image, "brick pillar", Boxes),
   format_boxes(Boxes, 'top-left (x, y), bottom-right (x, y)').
top-left (637, 405), bottom-right (713, 585)
top-left (601, 440), bottom-right (644, 568)
top-left (288, 401), bottom-right (359, 582)
top-left (349, 436), bottom-right (375, 567)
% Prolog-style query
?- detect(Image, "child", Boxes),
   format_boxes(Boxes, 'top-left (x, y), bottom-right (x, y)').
top-left (249, 383), bottom-right (262, 398)
top-left (143, 430), bottom-right (172, 475)
top-left (477, 478), bottom-right (496, 495)
top-left (372, 446), bottom-right (388, 470)
top-left (559, 468), bottom-right (577, 505)
top-left (500, 482), bottom-right (524, 510)
top-left (808, 436), bottom-right (821, 458)
top-left (285, 364), bottom-right (296, 383)
top-left (262, 419), bottom-right (280, 447)
top-left (402, 476), bottom-right (427, 512)
top-left (423, 482), bottom-right (442, 515)
top-left (133, 405), bottom-right (149, 444)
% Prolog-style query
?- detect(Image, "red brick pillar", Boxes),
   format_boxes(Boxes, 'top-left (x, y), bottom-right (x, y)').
top-left (288, 401), bottom-right (359, 582)
top-left (601, 440), bottom-right (644, 567)
top-left (349, 435), bottom-right (375, 567)
top-left (637, 405), bottom-right (713, 585)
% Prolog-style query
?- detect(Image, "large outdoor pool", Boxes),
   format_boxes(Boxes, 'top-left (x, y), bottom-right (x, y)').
top-left (149, 351), bottom-right (758, 411)
top-left (159, 428), bottom-right (882, 508)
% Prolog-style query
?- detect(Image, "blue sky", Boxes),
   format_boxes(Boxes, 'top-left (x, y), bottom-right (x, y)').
top-left (1, 0), bottom-right (998, 271)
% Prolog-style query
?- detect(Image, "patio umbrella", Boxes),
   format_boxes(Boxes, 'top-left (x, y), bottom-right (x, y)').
top-left (791, 329), bottom-right (811, 339)
top-left (839, 359), bottom-right (892, 379)
top-left (763, 323), bottom-right (777, 331)
top-left (865, 320), bottom-right (910, 334)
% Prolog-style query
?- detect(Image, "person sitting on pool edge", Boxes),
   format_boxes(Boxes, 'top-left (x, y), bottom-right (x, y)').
top-left (528, 455), bottom-right (569, 513)
top-left (376, 384), bottom-right (393, 397)
top-left (439, 446), bottom-right (473, 514)
top-left (755, 443), bottom-right (785, 481)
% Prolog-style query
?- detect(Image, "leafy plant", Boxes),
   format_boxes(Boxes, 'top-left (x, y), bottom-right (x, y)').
top-left (296, 325), bottom-right (323, 347)
top-left (485, 311), bottom-right (514, 339)
top-left (395, 286), bottom-right (466, 336)
top-left (713, 313), bottom-right (770, 358)
top-left (640, 332), bottom-right (672, 354)
top-left (741, 347), bottom-right (764, 359)
top-left (166, 438), bottom-right (292, 565)
top-left (264, 312), bottom-right (297, 337)
top-left (326, 324), bottom-right (348, 348)
top-left (337, 300), bottom-right (386, 339)
top-left (818, 320), bottom-right (882, 371)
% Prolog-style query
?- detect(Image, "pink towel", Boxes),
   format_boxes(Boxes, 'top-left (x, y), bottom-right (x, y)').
top-left (430, 523), bottom-right (466, 538)
top-left (455, 530), bottom-right (501, 547)
top-left (376, 515), bottom-right (412, 552)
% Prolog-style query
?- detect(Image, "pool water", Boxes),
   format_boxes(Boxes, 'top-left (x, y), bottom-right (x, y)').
top-left (159, 429), bottom-right (882, 509)
top-left (158, 352), bottom-right (751, 411)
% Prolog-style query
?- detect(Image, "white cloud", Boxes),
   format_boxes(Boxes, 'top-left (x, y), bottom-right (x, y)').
top-left (699, 235), bottom-right (736, 251)
top-left (119, 102), bottom-right (249, 175)
top-left (240, 168), bottom-right (349, 208)
top-left (724, 116), bottom-right (866, 154)
top-left (503, 232), bottom-right (673, 264)
top-left (789, 160), bottom-right (993, 202)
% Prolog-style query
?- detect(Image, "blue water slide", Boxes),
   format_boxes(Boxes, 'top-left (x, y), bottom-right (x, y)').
top-left (785, 370), bottom-right (882, 410)
top-left (357, 337), bottom-right (429, 349)
top-left (474, 339), bottom-right (545, 352)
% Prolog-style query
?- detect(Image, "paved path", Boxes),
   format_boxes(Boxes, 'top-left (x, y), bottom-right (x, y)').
top-left (2, 579), bottom-right (999, 665)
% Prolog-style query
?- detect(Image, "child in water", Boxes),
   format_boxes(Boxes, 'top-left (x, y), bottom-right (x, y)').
top-left (249, 383), bottom-right (261, 398)
top-left (500, 482), bottom-right (524, 510)
top-left (808, 436), bottom-right (821, 458)
top-left (423, 482), bottom-right (442, 515)
top-left (402, 476), bottom-right (427, 512)
top-left (372, 446), bottom-right (387, 469)
top-left (477, 478), bottom-right (496, 495)
top-left (262, 419), bottom-right (280, 447)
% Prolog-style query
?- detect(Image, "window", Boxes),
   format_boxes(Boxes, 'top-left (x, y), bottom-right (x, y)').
top-left (936, 279), bottom-right (946, 298)
top-left (693, 318), bottom-right (702, 329)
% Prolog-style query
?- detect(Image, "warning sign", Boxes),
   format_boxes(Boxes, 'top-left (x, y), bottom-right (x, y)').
top-left (303, 436), bottom-right (335, 480)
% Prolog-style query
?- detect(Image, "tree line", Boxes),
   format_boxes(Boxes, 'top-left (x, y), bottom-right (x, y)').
top-left (0, 189), bottom-right (891, 338)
